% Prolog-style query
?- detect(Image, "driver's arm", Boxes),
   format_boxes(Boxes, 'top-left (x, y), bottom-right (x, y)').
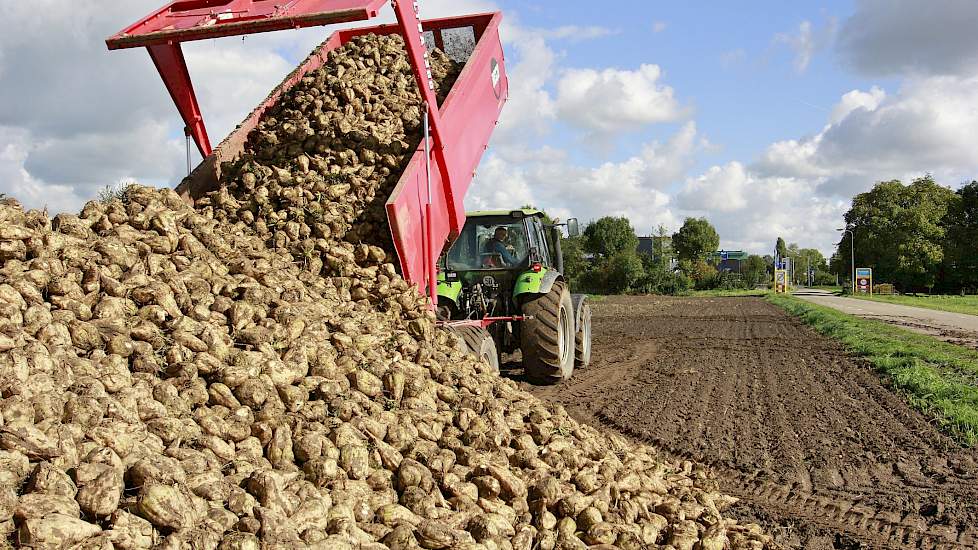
top-left (492, 240), bottom-right (518, 265)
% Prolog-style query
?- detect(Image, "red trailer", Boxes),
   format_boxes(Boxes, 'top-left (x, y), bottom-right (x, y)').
top-left (108, 1), bottom-right (592, 383)
top-left (107, 0), bottom-right (508, 306)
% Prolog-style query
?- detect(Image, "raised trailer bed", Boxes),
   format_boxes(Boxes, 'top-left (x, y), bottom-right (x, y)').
top-left (108, 1), bottom-right (508, 300)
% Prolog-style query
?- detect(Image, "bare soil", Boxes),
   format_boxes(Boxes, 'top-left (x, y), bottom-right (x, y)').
top-left (514, 295), bottom-right (978, 549)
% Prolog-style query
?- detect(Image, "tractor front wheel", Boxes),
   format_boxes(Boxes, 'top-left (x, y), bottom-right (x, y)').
top-left (448, 326), bottom-right (499, 374)
top-left (521, 281), bottom-right (575, 384)
top-left (575, 300), bottom-right (592, 369)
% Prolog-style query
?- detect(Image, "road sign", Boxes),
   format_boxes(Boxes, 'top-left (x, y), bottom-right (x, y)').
top-left (775, 270), bottom-right (788, 293)
top-left (855, 268), bottom-right (873, 295)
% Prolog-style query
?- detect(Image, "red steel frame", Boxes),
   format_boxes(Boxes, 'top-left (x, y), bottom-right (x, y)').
top-left (107, 0), bottom-right (387, 158)
top-left (447, 316), bottom-right (531, 330)
top-left (107, 1), bottom-right (509, 311)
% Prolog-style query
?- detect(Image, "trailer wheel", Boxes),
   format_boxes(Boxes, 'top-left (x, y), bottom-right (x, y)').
top-left (575, 301), bottom-right (592, 369)
top-left (520, 281), bottom-right (574, 384)
top-left (447, 326), bottom-right (499, 374)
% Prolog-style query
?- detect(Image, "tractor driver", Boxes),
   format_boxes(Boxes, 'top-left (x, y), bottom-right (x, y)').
top-left (486, 226), bottom-right (520, 266)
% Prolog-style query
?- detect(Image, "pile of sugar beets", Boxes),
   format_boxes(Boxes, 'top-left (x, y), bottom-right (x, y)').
top-left (0, 34), bottom-right (777, 549)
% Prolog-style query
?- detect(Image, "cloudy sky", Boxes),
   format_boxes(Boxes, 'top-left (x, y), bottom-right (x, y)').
top-left (2, 0), bottom-right (977, 256)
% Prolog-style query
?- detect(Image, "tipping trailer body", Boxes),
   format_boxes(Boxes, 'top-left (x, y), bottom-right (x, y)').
top-left (107, 1), bottom-right (509, 304)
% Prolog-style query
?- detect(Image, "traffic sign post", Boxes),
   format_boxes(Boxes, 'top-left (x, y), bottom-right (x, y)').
top-left (855, 268), bottom-right (873, 295)
top-left (775, 270), bottom-right (788, 293)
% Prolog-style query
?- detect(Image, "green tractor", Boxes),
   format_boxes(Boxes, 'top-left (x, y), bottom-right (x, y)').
top-left (438, 209), bottom-right (592, 384)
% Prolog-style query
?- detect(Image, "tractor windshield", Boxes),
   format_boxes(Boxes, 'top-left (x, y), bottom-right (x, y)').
top-left (445, 218), bottom-right (529, 271)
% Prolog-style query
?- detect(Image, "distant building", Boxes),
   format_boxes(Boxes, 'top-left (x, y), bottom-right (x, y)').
top-left (709, 250), bottom-right (749, 272)
top-left (637, 237), bottom-right (655, 256)
top-left (637, 236), bottom-right (677, 270)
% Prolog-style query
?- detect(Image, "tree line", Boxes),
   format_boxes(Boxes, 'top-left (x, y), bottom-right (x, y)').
top-left (831, 176), bottom-right (978, 293)
top-left (561, 216), bottom-right (774, 295)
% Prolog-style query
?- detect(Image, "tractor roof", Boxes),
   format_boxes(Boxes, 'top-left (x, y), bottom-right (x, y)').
top-left (467, 209), bottom-right (545, 218)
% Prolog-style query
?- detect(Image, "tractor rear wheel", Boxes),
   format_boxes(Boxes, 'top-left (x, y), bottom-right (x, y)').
top-left (575, 301), bottom-right (592, 369)
top-left (520, 281), bottom-right (575, 384)
top-left (448, 326), bottom-right (499, 374)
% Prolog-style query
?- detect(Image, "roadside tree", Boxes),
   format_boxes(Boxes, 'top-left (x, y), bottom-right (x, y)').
top-left (944, 181), bottom-right (978, 292)
top-left (584, 216), bottom-right (639, 259)
top-left (673, 218), bottom-right (720, 262)
top-left (837, 176), bottom-right (956, 292)
top-left (744, 255), bottom-right (768, 287)
top-left (776, 237), bottom-right (787, 261)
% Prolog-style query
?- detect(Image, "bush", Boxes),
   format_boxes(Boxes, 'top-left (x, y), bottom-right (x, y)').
top-left (813, 271), bottom-right (836, 286)
top-left (712, 272), bottom-right (747, 291)
top-left (679, 260), bottom-right (718, 290)
top-left (572, 252), bottom-right (645, 295)
top-left (606, 253), bottom-right (646, 294)
top-left (636, 262), bottom-right (692, 296)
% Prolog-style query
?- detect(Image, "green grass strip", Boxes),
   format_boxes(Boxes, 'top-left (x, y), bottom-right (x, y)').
top-left (768, 293), bottom-right (978, 446)
top-left (851, 294), bottom-right (978, 316)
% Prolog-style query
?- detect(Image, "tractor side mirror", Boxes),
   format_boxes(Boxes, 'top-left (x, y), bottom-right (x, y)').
top-left (566, 218), bottom-right (580, 237)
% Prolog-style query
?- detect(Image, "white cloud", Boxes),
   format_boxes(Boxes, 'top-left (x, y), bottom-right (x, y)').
top-left (183, 44), bottom-right (298, 143)
top-left (828, 86), bottom-right (886, 125)
top-left (773, 18), bottom-right (837, 74)
top-left (681, 73), bottom-right (978, 255)
top-left (555, 65), bottom-right (689, 135)
top-left (776, 21), bottom-right (817, 73)
top-left (493, 32), bottom-right (558, 139)
top-left (752, 76), bottom-right (978, 197)
top-left (838, 0), bottom-right (978, 77)
top-left (652, 21), bottom-right (668, 33)
top-left (676, 161), bottom-right (849, 253)
top-left (818, 76), bottom-right (978, 175)
top-left (471, 123), bottom-right (700, 236)
top-left (677, 162), bottom-right (749, 213)
top-left (0, 127), bottom-right (87, 213)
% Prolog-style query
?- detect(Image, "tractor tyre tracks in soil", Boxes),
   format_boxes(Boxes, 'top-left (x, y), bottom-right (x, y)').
top-left (519, 296), bottom-right (978, 550)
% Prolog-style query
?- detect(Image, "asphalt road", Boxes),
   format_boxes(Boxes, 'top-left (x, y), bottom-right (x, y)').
top-left (793, 288), bottom-right (978, 348)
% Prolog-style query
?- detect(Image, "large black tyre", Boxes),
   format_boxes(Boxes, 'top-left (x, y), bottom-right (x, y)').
top-left (447, 326), bottom-right (499, 374)
top-left (520, 281), bottom-right (575, 384)
top-left (574, 301), bottom-right (592, 369)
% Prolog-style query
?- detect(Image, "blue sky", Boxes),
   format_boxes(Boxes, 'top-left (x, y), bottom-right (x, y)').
top-left (496, 1), bottom-right (861, 165)
top-left (2, 0), bottom-right (977, 258)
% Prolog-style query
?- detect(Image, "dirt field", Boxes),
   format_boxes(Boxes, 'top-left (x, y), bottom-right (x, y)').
top-left (516, 295), bottom-right (978, 549)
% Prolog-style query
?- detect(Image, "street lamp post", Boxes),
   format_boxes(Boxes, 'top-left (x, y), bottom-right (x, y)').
top-left (837, 228), bottom-right (855, 294)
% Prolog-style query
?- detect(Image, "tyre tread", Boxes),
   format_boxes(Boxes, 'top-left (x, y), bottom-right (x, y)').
top-left (521, 281), bottom-right (573, 384)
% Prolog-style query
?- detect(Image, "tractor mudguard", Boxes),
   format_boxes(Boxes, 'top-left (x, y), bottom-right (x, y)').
top-left (513, 268), bottom-right (560, 300)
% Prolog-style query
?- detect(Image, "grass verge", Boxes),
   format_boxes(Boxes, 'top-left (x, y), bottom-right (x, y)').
top-left (768, 293), bottom-right (978, 446)
top-left (852, 294), bottom-right (978, 316)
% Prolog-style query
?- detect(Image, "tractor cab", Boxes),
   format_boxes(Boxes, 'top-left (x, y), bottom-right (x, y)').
top-left (439, 210), bottom-right (562, 322)
top-left (445, 210), bottom-right (549, 272)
